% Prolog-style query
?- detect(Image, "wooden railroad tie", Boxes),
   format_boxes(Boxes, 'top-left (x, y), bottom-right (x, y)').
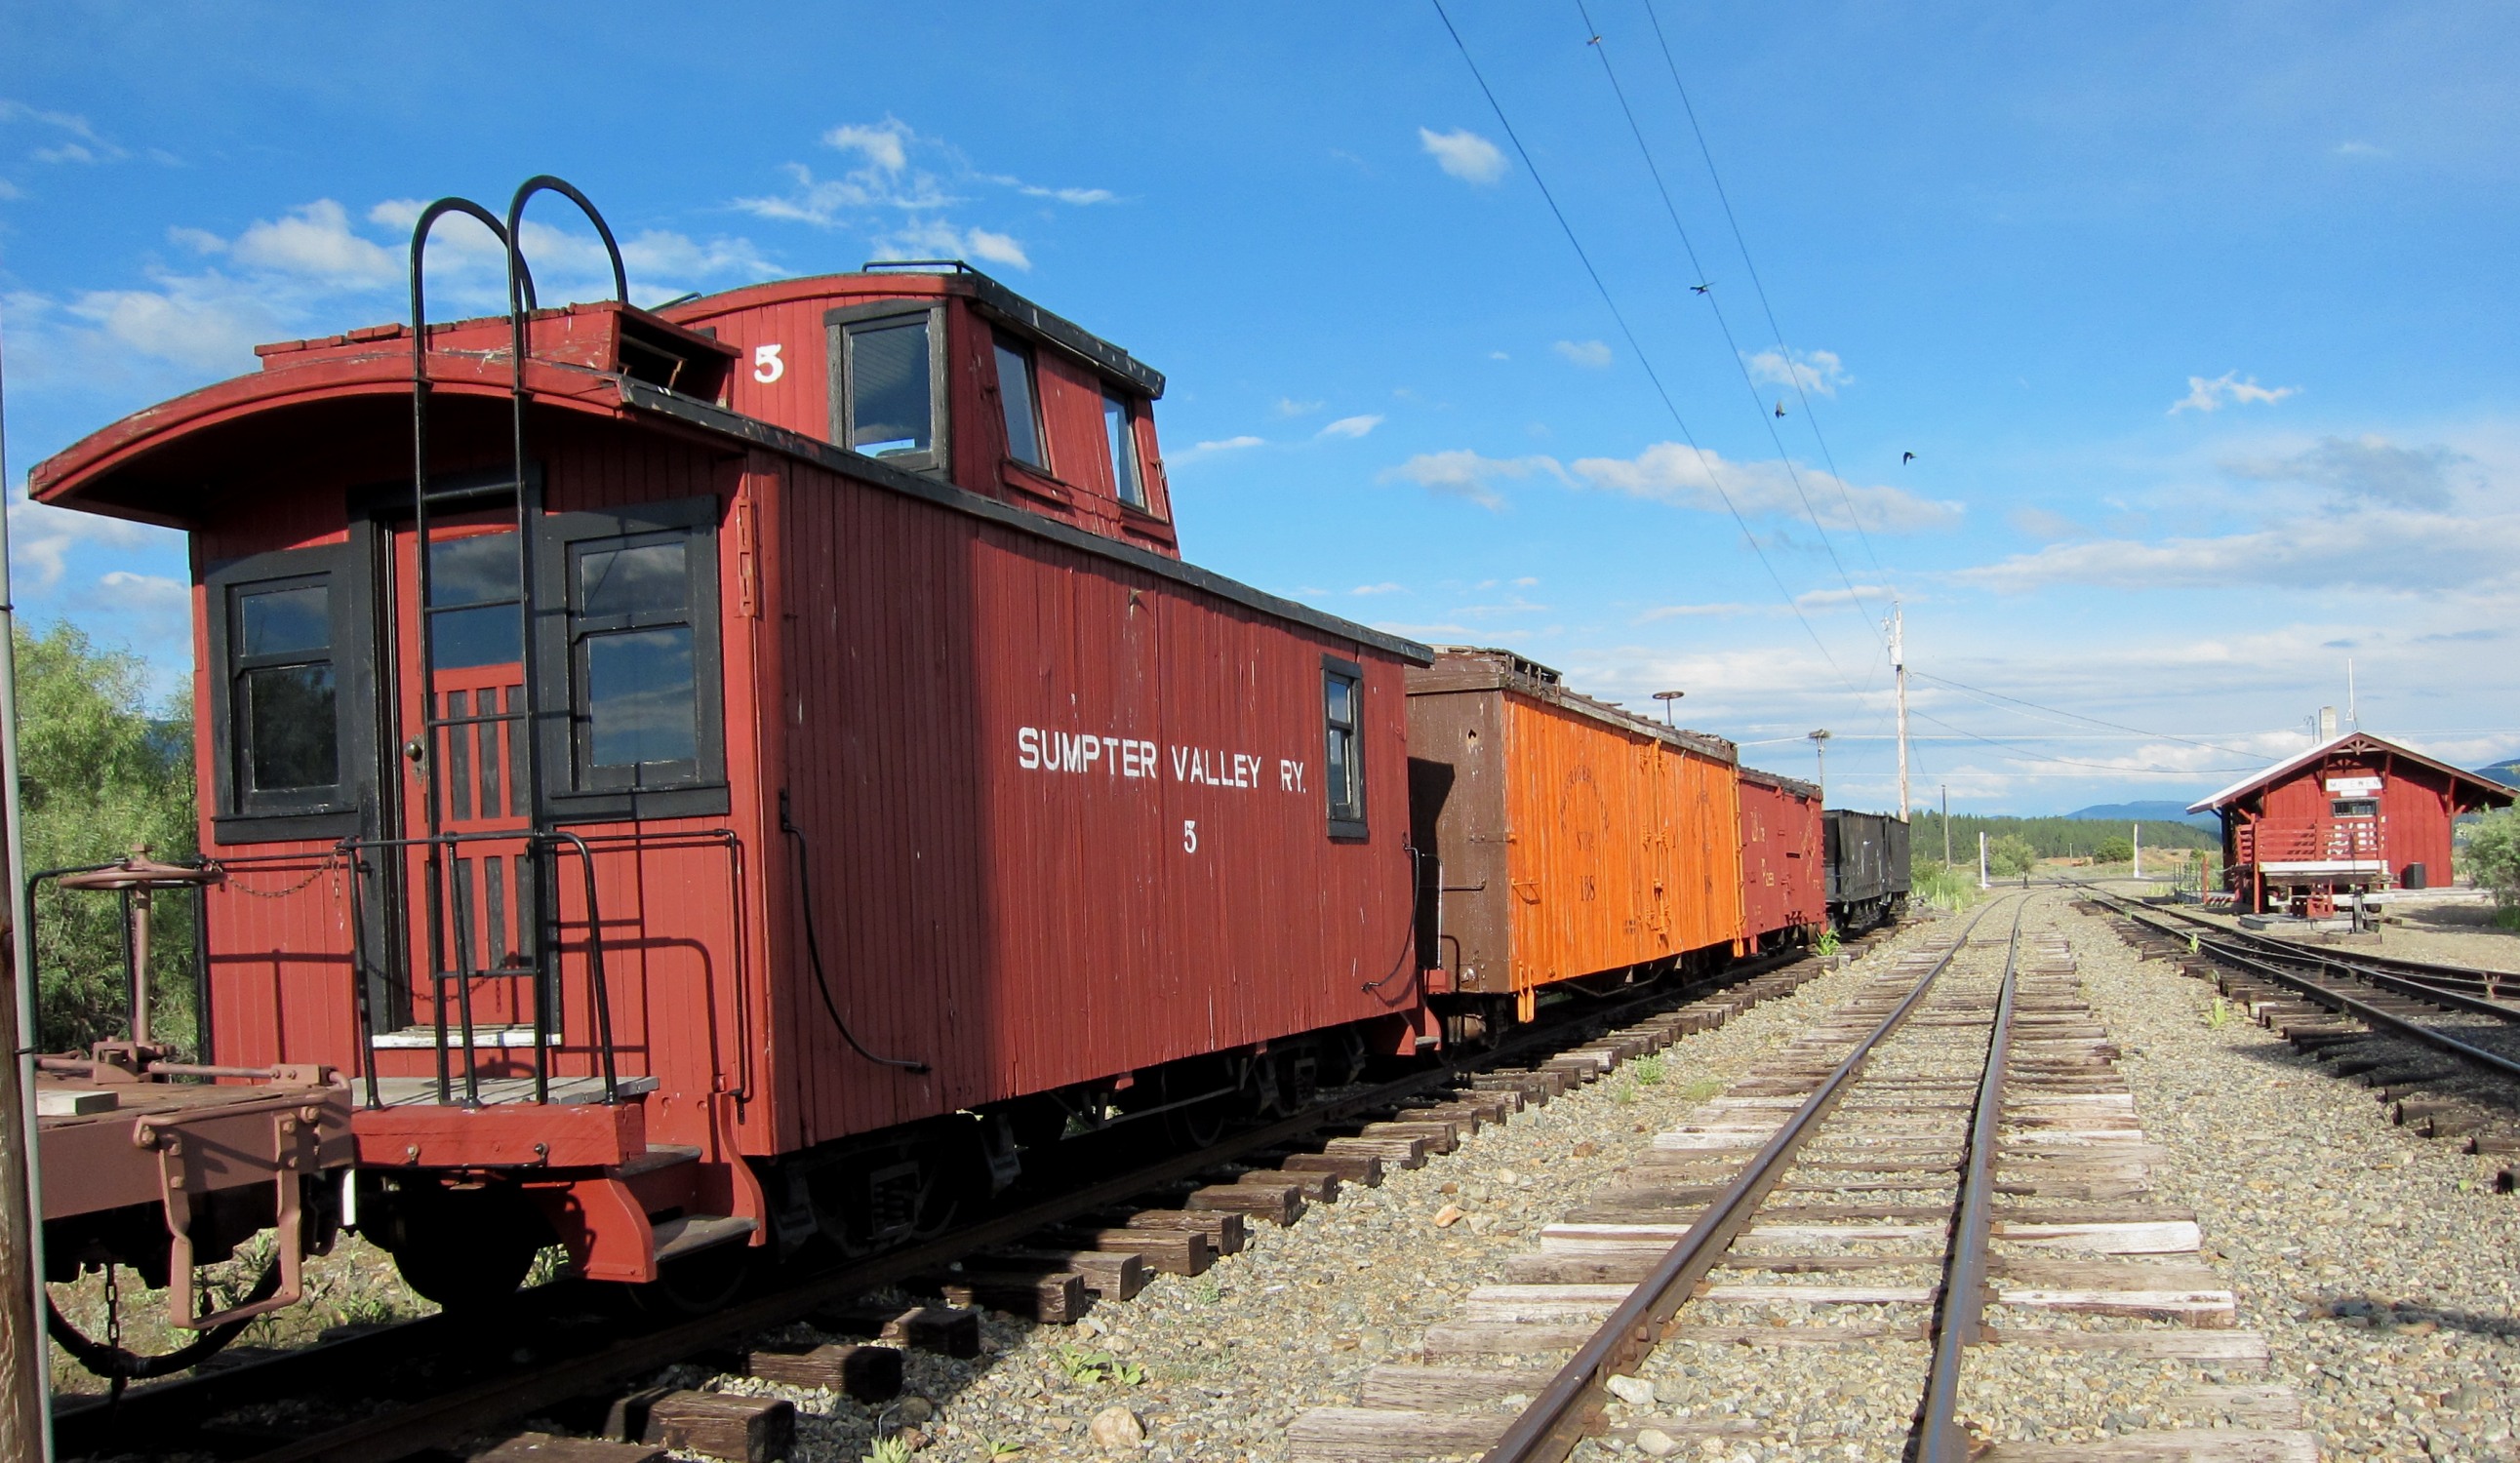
top-left (807, 1304), bottom-right (981, 1359)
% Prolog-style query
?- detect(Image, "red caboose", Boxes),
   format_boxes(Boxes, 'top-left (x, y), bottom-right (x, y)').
top-left (1734, 766), bottom-right (1823, 949)
top-left (30, 218), bottom-right (1431, 1309)
top-left (2190, 730), bottom-right (2514, 914)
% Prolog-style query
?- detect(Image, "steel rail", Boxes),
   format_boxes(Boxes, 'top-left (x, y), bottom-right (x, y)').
top-left (2112, 898), bottom-right (2520, 1023)
top-left (1913, 898), bottom-right (2025, 1461)
top-left (2092, 892), bottom-right (2520, 1084)
top-left (59, 930), bottom-right (1880, 1461)
top-left (1481, 900), bottom-right (2008, 1463)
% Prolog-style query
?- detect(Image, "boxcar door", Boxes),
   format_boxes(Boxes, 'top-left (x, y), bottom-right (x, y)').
top-left (390, 518), bottom-right (540, 1049)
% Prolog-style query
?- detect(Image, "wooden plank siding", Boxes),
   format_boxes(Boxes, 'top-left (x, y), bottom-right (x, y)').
top-left (1737, 769), bottom-right (1823, 945)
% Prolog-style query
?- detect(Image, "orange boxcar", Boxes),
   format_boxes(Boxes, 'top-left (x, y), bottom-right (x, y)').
top-left (1407, 649), bottom-right (1742, 1026)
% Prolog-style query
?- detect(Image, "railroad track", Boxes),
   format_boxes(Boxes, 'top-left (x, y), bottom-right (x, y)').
top-left (2077, 886), bottom-right (2520, 1192)
top-left (1291, 891), bottom-right (2316, 1462)
top-left (59, 933), bottom-right (1892, 1463)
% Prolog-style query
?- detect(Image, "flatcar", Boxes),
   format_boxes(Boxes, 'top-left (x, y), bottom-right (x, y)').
top-left (1823, 809), bottom-right (1910, 931)
top-left (28, 180), bottom-right (1435, 1330)
top-left (1736, 766), bottom-right (1824, 950)
top-left (1405, 648), bottom-right (1742, 1038)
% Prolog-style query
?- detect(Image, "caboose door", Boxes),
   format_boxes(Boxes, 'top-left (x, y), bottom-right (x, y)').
top-left (386, 516), bottom-right (543, 1053)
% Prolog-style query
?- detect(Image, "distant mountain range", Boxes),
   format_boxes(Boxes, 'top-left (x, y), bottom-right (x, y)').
top-left (2475, 760), bottom-right (2520, 789)
top-left (2064, 800), bottom-right (2220, 829)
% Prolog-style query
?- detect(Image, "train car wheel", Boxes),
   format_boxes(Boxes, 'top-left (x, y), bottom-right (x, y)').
top-left (632, 1241), bottom-right (758, 1317)
top-left (381, 1184), bottom-right (544, 1313)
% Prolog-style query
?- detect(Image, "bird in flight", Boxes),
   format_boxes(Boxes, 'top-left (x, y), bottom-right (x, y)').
top-left (1773, 401), bottom-right (1786, 418)
top-left (1691, 281), bottom-right (1712, 295)
top-left (1901, 451), bottom-right (1916, 465)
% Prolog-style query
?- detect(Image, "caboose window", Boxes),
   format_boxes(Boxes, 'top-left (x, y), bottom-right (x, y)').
top-left (845, 320), bottom-right (931, 457)
top-left (994, 333), bottom-right (1046, 470)
top-left (236, 582), bottom-right (339, 792)
top-left (828, 302), bottom-right (948, 478)
top-left (426, 531), bottom-right (521, 668)
top-left (1103, 389), bottom-right (1147, 510)
top-left (536, 495), bottom-right (728, 822)
top-left (570, 536), bottom-right (700, 781)
top-left (207, 541), bottom-right (366, 838)
top-left (1324, 655), bottom-right (1367, 840)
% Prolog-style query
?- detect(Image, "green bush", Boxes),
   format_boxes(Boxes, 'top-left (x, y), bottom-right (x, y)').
top-left (2459, 808), bottom-right (2520, 909)
top-left (1987, 833), bottom-right (2039, 879)
top-left (1912, 860), bottom-right (1980, 911)
top-left (16, 623), bottom-right (199, 1054)
top-left (2096, 835), bottom-right (2134, 864)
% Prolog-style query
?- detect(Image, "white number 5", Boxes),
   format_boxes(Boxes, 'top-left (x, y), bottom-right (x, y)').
top-left (1182, 819), bottom-right (1198, 853)
top-left (752, 343), bottom-right (784, 384)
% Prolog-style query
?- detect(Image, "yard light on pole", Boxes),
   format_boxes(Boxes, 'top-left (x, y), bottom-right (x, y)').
top-left (1652, 690), bottom-right (1684, 727)
top-left (1808, 729), bottom-right (1831, 806)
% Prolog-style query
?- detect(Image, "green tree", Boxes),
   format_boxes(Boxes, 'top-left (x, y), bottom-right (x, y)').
top-left (2096, 835), bottom-right (2134, 864)
top-left (1987, 833), bottom-right (2039, 878)
top-left (2458, 808), bottom-right (2520, 910)
top-left (16, 623), bottom-right (199, 1054)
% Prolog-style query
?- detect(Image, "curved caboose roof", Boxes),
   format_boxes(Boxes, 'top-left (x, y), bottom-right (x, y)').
top-left (28, 297), bottom-right (1429, 664)
top-left (2186, 731), bottom-right (2517, 815)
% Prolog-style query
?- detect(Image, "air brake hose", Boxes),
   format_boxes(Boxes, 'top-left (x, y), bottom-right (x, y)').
top-left (778, 793), bottom-right (931, 1075)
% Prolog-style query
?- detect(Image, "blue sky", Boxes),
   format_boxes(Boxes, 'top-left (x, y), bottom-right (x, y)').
top-left (3, 3), bottom-right (2514, 815)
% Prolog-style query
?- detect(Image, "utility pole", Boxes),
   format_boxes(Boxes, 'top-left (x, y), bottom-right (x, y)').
top-left (0, 302), bottom-right (54, 1459)
top-left (1941, 785), bottom-right (1951, 868)
top-left (2133, 822), bottom-right (2141, 880)
top-left (1891, 601), bottom-right (1909, 821)
top-left (1808, 729), bottom-right (1831, 807)
top-left (1978, 830), bottom-right (1989, 890)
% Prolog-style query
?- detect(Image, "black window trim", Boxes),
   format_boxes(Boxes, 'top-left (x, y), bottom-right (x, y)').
top-left (1102, 384), bottom-right (1154, 515)
top-left (1323, 652), bottom-right (1368, 843)
top-left (825, 300), bottom-right (950, 481)
top-left (205, 537), bottom-right (377, 844)
top-left (534, 494), bottom-right (731, 825)
top-left (992, 328), bottom-right (1050, 474)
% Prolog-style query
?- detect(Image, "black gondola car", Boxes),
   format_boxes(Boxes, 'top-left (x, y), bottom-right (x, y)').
top-left (1823, 810), bottom-right (1909, 932)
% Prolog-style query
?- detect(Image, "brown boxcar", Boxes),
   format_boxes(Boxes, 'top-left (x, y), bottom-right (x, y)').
top-left (1736, 766), bottom-right (1823, 949)
top-left (30, 263), bottom-right (1432, 1302)
top-left (2190, 730), bottom-right (2513, 913)
top-left (1407, 649), bottom-right (1741, 1027)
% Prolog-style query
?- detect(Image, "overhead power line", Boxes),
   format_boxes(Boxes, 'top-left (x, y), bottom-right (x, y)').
top-left (1639, 0), bottom-right (1888, 583)
top-left (1427, 0), bottom-right (1857, 692)
top-left (1570, 0), bottom-right (1885, 656)
top-left (1911, 669), bottom-right (2266, 760)
top-left (1909, 708), bottom-right (2256, 775)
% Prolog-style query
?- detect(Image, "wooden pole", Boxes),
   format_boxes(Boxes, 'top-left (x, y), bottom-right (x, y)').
top-left (0, 297), bottom-right (54, 1457)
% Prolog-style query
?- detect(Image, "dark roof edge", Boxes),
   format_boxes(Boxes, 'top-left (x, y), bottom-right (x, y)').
top-left (957, 273), bottom-right (1166, 399)
top-left (1739, 765), bottom-right (1820, 798)
top-left (1406, 664), bottom-right (1738, 763)
top-left (616, 378), bottom-right (1429, 665)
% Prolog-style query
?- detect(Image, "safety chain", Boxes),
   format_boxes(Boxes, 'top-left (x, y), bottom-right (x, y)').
top-left (224, 852), bottom-right (337, 900)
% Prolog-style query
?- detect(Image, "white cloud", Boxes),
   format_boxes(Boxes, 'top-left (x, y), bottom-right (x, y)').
top-left (2223, 433), bottom-right (2464, 510)
top-left (1793, 584), bottom-right (1897, 610)
top-left (1571, 442), bottom-right (1963, 533)
top-left (2008, 507), bottom-right (2091, 541)
top-left (2170, 372), bottom-right (2300, 415)
top-left (1350, 582), bottom-right (1405, 596)
top-left (1553, 339), bottom-right (1612, 369)
top-left (0, 178), bottom-right (23, 201)
top-left (825, 120), bottom-right (910, 174)
top-left (2334, 140), bottom-right (2387, 158)
top-left (7, 483), bottom-right (159, 593)
top-left (1, 99), bottom-right (126, 164)
top-left (961, 227), bottom-right (1031, 271)
top-left (1319, 414), bottom-right (1383, 439)
top-left (226, 200), bottom-right (402, 289)
top-left (1950, 505), bottom-right (2520, 595)
top-left (1275, 398), bottom-right (1325, 416)
top-left (1418, 127), bottom-right (1507, 184)
top-left (1377, 450), bottom-right (1560, 510)
top-left (1180, 435), bottom-right (1265, 460)
top-left (1745, 346), bottom-right (1851, 398)
top-left (1632, 602), bottom-right (1759, 623)
top-left (1014, 183), bottom-right (1114, 205)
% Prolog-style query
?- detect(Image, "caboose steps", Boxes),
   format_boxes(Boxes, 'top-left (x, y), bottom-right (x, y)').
top-left (649, 1214), bottom-right (758, 1264)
